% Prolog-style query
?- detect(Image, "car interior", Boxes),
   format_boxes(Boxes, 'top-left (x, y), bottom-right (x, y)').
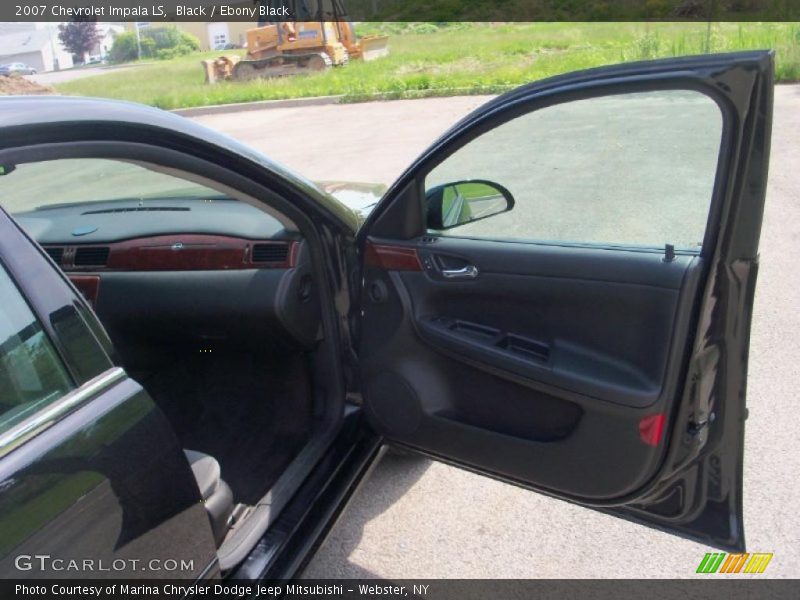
top-left (0, 156), bottom-right (334, 570)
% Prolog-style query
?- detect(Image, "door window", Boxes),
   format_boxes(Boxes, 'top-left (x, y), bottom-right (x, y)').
top-left (0, 264), bottom-right (72, 438)
top-left (425, 89), bottom-right (723, 250)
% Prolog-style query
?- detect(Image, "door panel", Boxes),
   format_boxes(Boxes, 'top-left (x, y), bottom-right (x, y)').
top-left (363, 238), bottom-right (702, 499)
top-left (359, 52), bottom-right (773, 550)
top-left (0, 373), bottom-right (218, 578)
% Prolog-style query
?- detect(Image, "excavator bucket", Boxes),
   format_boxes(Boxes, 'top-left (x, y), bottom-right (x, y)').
top-left (202, 55), bottom-right (242, 84)
top-left (201, 60), bottom-right (218, 84)
top-left (358, 35), bottom-right (389, 61)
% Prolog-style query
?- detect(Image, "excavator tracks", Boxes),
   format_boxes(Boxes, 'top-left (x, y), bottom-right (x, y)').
top-left (232, 52), bottom-right (333, 81)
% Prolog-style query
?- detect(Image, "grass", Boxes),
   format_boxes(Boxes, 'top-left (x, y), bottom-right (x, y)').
top-left (55, 22), bottom-right (800, 110)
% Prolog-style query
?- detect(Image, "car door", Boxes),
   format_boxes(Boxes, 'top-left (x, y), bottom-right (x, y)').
top-left (0, 207), bottom-right (218, 578)
top-left (358, 51), bottom-right (773, 551)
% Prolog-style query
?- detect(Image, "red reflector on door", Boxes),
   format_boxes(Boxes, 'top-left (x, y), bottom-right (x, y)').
top-left (639, 414), bottom-right (666, 446)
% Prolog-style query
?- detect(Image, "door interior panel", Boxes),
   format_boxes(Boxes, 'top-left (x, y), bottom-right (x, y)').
top-left (360, 52), bottom-right (773, 549)
top-left (362, 237), bottom-right (703, 499)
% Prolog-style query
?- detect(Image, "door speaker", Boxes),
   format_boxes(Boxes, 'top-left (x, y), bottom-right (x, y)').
top-left (364, 371), bottom-right (422, 437)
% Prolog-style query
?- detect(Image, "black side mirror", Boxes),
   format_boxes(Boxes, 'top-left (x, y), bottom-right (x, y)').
top-left (426, 180), bottom-right (514, 230)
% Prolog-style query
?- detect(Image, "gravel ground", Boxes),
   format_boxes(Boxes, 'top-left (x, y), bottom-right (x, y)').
top-left (191, 85), bottom-right (800, 578)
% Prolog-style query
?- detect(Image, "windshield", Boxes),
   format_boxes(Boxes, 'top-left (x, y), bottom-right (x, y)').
top-left (0, 158), bottom-right (226, 214)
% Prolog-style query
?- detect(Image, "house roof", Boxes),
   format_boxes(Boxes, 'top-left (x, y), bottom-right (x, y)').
top-left (0, 29), bottom-right (53, 58)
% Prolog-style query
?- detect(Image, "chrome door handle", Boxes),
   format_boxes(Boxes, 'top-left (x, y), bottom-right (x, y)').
top-left (441, 265), bottom-right (479, 279)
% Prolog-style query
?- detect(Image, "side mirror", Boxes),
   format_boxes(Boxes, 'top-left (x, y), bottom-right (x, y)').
top-left (426, 180), bottom-right (514, 230)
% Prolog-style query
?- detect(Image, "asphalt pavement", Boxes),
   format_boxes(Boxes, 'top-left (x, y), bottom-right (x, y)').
top-left (190, 85), bottom-right (800, 578)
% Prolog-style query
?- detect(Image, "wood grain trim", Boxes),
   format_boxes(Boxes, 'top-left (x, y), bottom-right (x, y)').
top-left (106, 234), bottom-right (249, 271)
top-left (68, 275), bottom-right (100, 306)
top-left (364, 242), bottom-right (422, 271)
top-left (45, 237), bottom-right (297, 272)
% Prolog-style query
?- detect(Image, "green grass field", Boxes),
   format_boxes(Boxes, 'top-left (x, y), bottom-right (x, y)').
top-left (56, 22), bottom-right (800, 110)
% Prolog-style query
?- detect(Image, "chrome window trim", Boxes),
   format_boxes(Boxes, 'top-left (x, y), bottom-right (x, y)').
top-left (0, 367), bottom-right (125, 459)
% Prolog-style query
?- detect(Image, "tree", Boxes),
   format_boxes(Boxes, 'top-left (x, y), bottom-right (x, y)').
top-left (58, 22), bottom-right (101, 60)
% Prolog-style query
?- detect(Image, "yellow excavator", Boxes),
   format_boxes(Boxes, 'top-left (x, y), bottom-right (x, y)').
top-left (202, 0), bottom-right (389, 84)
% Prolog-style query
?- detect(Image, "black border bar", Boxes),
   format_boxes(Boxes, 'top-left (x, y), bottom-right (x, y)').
top-left (5, 0), bottom-right (800, 22)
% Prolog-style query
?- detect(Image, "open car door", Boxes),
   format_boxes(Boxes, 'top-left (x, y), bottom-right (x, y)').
top-left (357, 51), bottom-right (773, 551)
top-left (0, 206), bottom-right (218, 577)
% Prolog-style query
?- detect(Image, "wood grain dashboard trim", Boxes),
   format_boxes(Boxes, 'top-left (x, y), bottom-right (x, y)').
top-left (44, 236), bottom-right (297, 272)
top-left (68, 275), bottom-right (100, 307)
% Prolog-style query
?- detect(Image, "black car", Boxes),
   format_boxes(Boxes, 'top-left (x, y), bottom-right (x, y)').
top-left (0, 51), bottom-right (773, 580)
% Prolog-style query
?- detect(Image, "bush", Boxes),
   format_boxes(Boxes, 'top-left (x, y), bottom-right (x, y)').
top-left (408, 23), bottom-right (441, 34)
top-left (140, 38), bottom-right (157, 57)
top-left (143, 27), bottom-right (200, 56)
top-left (109, 31), bottom-right (139, 63)
top-left (108, 27), bottom-right (200, 63)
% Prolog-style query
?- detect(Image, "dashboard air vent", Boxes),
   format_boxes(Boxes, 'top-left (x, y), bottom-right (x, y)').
top-left (74, 246), bottom-right (110, 267)
top-left (252, 243), bottom-right (289, 264)
top-left (44, 246), bottom-right (64, 264)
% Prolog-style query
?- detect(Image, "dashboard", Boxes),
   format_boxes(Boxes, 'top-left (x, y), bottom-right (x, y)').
top-left (39, 235), bottom-right (298, 304)
top-left (15, 197), bottom-right (321, 358)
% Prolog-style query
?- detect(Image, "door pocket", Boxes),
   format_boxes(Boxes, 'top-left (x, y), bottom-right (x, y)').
top-left (420, 316), bottom-right (551, 365)
top-left (497, 333), bottom-right (550, 363)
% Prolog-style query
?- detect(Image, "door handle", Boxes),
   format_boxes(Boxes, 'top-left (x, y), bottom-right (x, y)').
top-left (441, 265), bottom-right (479, 279)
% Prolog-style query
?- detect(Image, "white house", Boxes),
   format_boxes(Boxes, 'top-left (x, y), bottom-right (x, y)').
top-left (86, 24), bottom-right (124, 62)
top-left (0, 26), bottom-right (73, 72)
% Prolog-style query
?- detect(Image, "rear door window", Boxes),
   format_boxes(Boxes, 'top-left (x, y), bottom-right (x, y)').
top-left (0, 264), bottom-right (73, 438)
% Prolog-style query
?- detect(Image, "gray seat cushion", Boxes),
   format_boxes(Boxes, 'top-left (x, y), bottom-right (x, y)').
top-left (184, 449), bottom-right (235, 546)
top-left (185, 449), bottom-right (221, 500)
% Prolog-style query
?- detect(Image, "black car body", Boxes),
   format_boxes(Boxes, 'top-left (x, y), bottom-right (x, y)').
top-left (0, 51), bottom-right (773, 580)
